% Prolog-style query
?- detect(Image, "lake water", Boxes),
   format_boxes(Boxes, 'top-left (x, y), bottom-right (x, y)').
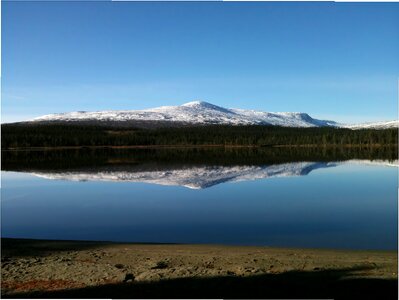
top-left (1, 149), bottom-right (398, 250)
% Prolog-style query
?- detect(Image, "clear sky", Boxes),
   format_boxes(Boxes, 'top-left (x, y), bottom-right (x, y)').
top-left (2, 1), bottom-right (399, 124)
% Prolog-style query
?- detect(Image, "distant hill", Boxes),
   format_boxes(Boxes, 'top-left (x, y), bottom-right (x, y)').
top-left (8, 100), bottom-right (397, 129)
top-left (29, 100), bottom-right (339, 127)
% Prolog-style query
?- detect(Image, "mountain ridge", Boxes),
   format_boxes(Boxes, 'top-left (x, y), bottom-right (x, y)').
top-left (29, 101), bottom-right (398, 129)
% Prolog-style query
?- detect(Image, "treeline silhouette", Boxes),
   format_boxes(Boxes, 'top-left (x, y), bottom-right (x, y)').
top-left (1, 123), bottom-right (398, 148)
top-left (2, 147), bottom-right (397, 172)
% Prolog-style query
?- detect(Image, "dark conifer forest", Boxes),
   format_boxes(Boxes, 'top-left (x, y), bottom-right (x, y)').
top-left (1, 123), bottom-right (397, 149)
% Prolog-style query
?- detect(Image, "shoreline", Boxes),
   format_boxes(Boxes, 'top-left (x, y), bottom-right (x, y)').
top-left (2, 237), bottom-right (397, 252)
top-left (2, 238), bottom-right (397, 298)
top-left (0, 236), bottom-right (399, 253)
top-left (2, 143), bottom-right (395, 152)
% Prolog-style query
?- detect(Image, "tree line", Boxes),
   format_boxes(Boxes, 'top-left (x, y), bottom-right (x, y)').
top-left (1, 123), bottom-right (397, 149)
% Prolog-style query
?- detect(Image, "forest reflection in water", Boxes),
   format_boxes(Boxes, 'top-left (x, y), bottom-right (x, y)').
top-left (2, 145), bottom-right (397, 171)
top-left (1, 146), bottom-right (397, 249)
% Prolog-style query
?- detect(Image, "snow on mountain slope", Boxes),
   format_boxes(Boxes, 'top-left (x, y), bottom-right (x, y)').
top-left (31, 101), bottom-right (340, 128)
top-left (27, 160), bottom-right (398, 189)
top-left (345, 120), bottom-right (399, 130)
top-left (30, 100), bottom-right (397, 129)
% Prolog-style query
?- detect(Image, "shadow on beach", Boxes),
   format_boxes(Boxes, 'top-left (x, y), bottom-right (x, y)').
top-left (3, 266), bottom-right (397, 300)
top-left (1, 238), bottom-right (173, 258)
top-left (1, 238), bottom-right (116, 258)
top-left (2, 239), bottom-right (397, 299)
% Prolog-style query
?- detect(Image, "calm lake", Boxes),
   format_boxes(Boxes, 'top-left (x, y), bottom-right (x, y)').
top-left (1, 148), bottom-right (397, 250)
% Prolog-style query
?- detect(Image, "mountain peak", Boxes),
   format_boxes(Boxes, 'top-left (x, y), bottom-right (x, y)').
top-left (180, 101), bottom-right (233, 114)
top-left (181, 100), bottom-right (213, 107)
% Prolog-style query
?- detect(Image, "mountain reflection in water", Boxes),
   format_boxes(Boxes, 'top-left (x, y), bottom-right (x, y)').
top-left (21, 160), bottom-right (399, 189)
top-left (2, 148), bottom-right (397, 249)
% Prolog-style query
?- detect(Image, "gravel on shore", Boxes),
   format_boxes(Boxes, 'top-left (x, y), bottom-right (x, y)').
top-left (1, 238), bottom-right (397, 298)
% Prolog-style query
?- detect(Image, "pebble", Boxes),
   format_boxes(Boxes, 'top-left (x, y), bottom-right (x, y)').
top-left (152, 261), bottom-right (168, 269)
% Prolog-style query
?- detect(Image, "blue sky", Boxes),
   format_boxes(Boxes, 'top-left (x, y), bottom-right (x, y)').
top-left (2, 2), bottom-right (399, 123)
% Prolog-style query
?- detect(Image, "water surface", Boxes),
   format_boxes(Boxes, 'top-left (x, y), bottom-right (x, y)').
top-left (1, 149), bottom-right (397, 250)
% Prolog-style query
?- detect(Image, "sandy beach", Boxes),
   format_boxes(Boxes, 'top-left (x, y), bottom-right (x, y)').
top-left (1, 238), bottom-right (397, 299)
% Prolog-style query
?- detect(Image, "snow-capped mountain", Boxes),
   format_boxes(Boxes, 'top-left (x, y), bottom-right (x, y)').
top-left (30, 101), bottom-right (398, 129)
top-left (31, 101), bottom-right (339, 128)
top-left (26, 160), bottom-right (398, 189)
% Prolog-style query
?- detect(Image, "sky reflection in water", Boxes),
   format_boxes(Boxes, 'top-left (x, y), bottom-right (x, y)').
top-left (1, 161), bottom-right (397, 250)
